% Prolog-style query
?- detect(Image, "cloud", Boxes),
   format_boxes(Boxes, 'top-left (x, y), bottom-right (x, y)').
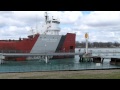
top-left (73, 11), bottom-right (120, 42)
top-left (0, 11), bottom-right (14, 17)
top-left (0, 25), bottom-right (30, 40)
top-left (0, 11), bottom-right (120, 42)
top-left (82, 11), bottom-right (120, 26)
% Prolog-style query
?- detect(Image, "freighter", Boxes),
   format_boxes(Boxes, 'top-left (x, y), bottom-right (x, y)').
top-left (0, 12), bottom-right (76, 61)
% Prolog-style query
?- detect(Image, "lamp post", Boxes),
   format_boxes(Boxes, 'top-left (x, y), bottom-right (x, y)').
top-left (85, 33), bottom-right (89, 54)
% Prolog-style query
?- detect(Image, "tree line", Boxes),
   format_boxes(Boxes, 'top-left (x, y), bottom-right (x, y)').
top-left (76, 41), bottom-right (120, 48)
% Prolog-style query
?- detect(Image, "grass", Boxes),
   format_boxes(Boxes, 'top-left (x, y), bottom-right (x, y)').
top-left (22, 71), bottom-right (120, 79)
top-left (0, 69), bottom-right (120, 79)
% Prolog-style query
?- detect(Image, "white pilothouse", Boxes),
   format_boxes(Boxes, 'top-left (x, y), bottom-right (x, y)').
top-left (43, 12), bottom-right (60, 35)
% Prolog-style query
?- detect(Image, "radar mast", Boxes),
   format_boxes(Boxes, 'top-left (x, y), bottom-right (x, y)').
top-left (44, 12), bottom-right (48, 24)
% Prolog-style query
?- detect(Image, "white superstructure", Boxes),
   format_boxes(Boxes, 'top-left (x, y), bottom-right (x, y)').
top-left (30, 12), bottom-right (62, 54)
top-left (41, 12), bottom-right (61, 35)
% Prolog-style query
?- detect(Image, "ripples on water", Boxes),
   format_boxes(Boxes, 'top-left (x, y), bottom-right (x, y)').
top-left (0, 48), bottom-right (120, 72)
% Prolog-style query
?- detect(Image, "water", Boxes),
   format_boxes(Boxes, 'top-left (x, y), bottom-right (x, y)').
top-left (0, 48), bottom-right (120, 73)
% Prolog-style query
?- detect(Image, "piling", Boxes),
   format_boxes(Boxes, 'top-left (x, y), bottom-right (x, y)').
top-left (79, 53), bottom-right (92, 62)
top-left (93, 57), bottom-right (102, 63)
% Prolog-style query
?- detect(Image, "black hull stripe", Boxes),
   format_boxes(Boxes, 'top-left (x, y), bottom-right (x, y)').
top-left (55, 35), bottom-right (66, 52)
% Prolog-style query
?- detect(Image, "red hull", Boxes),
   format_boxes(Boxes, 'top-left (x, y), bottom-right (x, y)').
top-left (0, 34), bottom-right (39, 61)
top-left (61, 33), bottom-right (76, 52)
top-left (0, 33), bottom-right (76, 61)
top-left (53, 33), bottom-right (76, 59)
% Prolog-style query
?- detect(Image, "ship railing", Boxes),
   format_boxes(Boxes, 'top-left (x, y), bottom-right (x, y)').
top-left (29, 50), bottom-right (75, 53)
top-left (55, 50), bottom-right (75, 53)
top-left (0, 50), bottom-right (75, 54)
top-left (0, 50), bottom-right (31, 53)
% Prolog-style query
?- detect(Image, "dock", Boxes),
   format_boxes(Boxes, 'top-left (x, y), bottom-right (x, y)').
top-left (80, 51), bottom-right (120, 65)
top-left (0, 52), bottom-right (85, 64)
top-left (0, 50), bottom-right (120, 65)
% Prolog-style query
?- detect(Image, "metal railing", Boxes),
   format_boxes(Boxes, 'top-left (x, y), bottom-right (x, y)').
top-left (0, 50), bottom-right (75, 53)
top-left (86, 50), bottom-right (120, 56)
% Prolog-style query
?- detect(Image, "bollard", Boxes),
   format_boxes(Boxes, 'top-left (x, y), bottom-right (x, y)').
top-left (45, 56), bottom-right (48, 63)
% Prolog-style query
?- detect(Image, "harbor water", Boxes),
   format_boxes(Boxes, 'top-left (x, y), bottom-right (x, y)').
top-left (0, 48), bottom-right (120, 73)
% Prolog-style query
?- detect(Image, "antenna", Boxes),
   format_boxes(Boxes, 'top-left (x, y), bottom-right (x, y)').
top-left (44, 12), bottom-right (48, 24)
top-left (36, 15), bottom-right (38, 34)
top-left (30, 27), bottom-right (34, 35)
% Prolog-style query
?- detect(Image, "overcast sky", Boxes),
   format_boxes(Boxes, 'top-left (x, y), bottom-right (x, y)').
top-left (0, 11), bottom-right (120, 42)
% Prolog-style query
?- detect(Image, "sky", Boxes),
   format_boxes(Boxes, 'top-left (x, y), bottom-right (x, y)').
top-left (0, 11), bottom-right (120, 43)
